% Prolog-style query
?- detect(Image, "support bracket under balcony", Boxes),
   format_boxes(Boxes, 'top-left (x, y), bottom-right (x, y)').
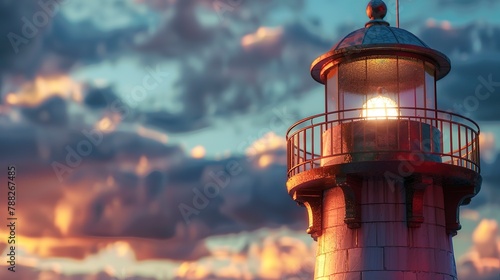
top-left (294, 192), bottom-right (323, 241)
top-left (405, 175), bottom-right (433, 228)
top-left (337, 175), bottom-right (362, 229)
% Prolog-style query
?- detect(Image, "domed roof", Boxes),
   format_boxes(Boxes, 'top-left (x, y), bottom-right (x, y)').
top-left (331, 25), bottom-right (429, 50)
top-left (310, 0), bottom-right (451, 84)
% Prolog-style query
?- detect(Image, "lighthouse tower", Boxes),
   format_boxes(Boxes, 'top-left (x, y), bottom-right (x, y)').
top-left (285, 1), bottom-right (482, 279)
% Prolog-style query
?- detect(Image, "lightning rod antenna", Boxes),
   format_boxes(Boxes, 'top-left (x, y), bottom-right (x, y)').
top-left (396, 0), bottom-right (400, 27)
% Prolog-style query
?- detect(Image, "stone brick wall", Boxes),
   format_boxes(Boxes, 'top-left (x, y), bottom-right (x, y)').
top-left (314, 176), bottom-right (457, 280)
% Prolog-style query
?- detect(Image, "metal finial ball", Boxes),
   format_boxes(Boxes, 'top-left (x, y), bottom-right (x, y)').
top-left (366, 0), bottom-right (387, 20)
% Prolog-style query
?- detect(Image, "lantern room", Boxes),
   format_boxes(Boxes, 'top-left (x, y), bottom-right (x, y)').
top-left (311, 1), bottom-right (450, 121)
top-left (287, 0), bottom-right (480, 172)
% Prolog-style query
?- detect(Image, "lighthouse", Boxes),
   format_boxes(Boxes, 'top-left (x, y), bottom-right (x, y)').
top-left (285, 1), bottom-right (482, 279)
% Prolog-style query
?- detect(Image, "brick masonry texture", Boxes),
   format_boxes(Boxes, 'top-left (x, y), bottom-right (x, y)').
top-left (315, 177), bottom-right (457, 279)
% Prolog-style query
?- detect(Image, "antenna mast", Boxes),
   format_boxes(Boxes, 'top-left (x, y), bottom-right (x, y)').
top-left (396, 0), bottom-right (400, 27)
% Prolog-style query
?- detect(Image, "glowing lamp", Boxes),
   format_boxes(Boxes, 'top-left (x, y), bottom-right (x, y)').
top-left (361, 88), bottom-right (399, 119)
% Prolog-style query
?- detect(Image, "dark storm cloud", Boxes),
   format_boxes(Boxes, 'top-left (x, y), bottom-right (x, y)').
top-left (417, 22), bottom-right (500, 121)
top-left (137, 0), bottom-right (305, 20)
top-left (219, 160), bottom-right (305, 229)
top-left (0, 0), bottom-right (318, 132)
top-left (419, 21), bottom-right (500, 56)
top-left (84, 85), bottom-right (122, 109)
top-left (20, 95), bottom-right (68, 126)
top-left (82, 84), bottom-right (209, 134)
top-left (419, 25), bottom-right (474, 55)
top-left (145, 170), bottom-right (166, 198)
top-left (126, 0), bottom-right (317, 120)
top-left (284, 22), bottom-right (331, 49)
top-left (141, 110), bottom-right (210, 133)
top-left (43, 11), bottom-right (146, 73)
top-left (462, 153), bottom-right (500, 209)
top-left (71, 152), bottom-right (304, 241)
top-left (134, 0), bottom-right (220, 57)
top-left (0, 118), bottom-right (183, 170)
top-left (84, 130), bottom-right (182, 161)
top-left (1, 0), bottom-right (318, 127)
top-left (438, 58), bottom-right (500, 121)
top-left (135, 0), bottom-right (267, 117)
top-left (476, 154), bottom-right (500, 203)
top-left (0, 122), bottom-right (39, 160)
top-left (0, 0), bottom-right (149, 78)
top-left (0, 0), bottom-right (51, 76)
top-left (172, 21), bottom-right (327, 119)
top-left (165, 160), bottom-right (211, 183)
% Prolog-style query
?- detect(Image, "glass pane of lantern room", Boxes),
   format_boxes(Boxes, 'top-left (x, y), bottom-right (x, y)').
top-left (425, 62), bottom-right (437, 120)
top-left (365, 56), bottom-right (399, 116)
top-left (326, 66), bottom-right (339, 121)
top-left (338, 59), bottom-right (367, 120)
top-left (397, 57), bottom-right (425, 118)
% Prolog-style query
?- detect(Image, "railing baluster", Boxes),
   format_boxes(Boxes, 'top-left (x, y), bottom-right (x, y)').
top-left (449, 120), bottom-right (453, 165)
top-left (303, 129), bottom-right (306, 172)
top-left (458, 124), bottom-right (462, 167)
top-left (330, 120), bottom-right (333, 159)
top-left (465, 127), bottom-right (469, 169)
top-left (286, 136), bottom-right (292, 171)
top-left (429, 117), bottom-right (433, 154)
top-left (311, 126), bottom-right (315, 170)
top-left (321, 122), bottom-right (324, 167)
top-left (440, 119), bottom-right (444, 156)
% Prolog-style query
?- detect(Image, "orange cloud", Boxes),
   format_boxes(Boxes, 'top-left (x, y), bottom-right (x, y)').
top-left (461, 209), bottom-right (480, 221)
top-left (479, 132), bottom-right (497, 164)
top-left (458, 219), bottom-right (500, 280)
top-left (5, 75), bottom-right (82, 107)
top-left (472, 219), bottom-right (499, 259)
top-left (174, 229), bottom-right (314, 280)
top-left (191, 145), bottom-right (206, 159)
top-left (246, 132), bottom-right (287, 168)
top-left (241, 27), bottom-right (284, 56)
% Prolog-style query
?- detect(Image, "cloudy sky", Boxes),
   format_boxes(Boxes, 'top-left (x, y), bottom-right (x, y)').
top-left (0, 0), bottom-right (499, 279)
